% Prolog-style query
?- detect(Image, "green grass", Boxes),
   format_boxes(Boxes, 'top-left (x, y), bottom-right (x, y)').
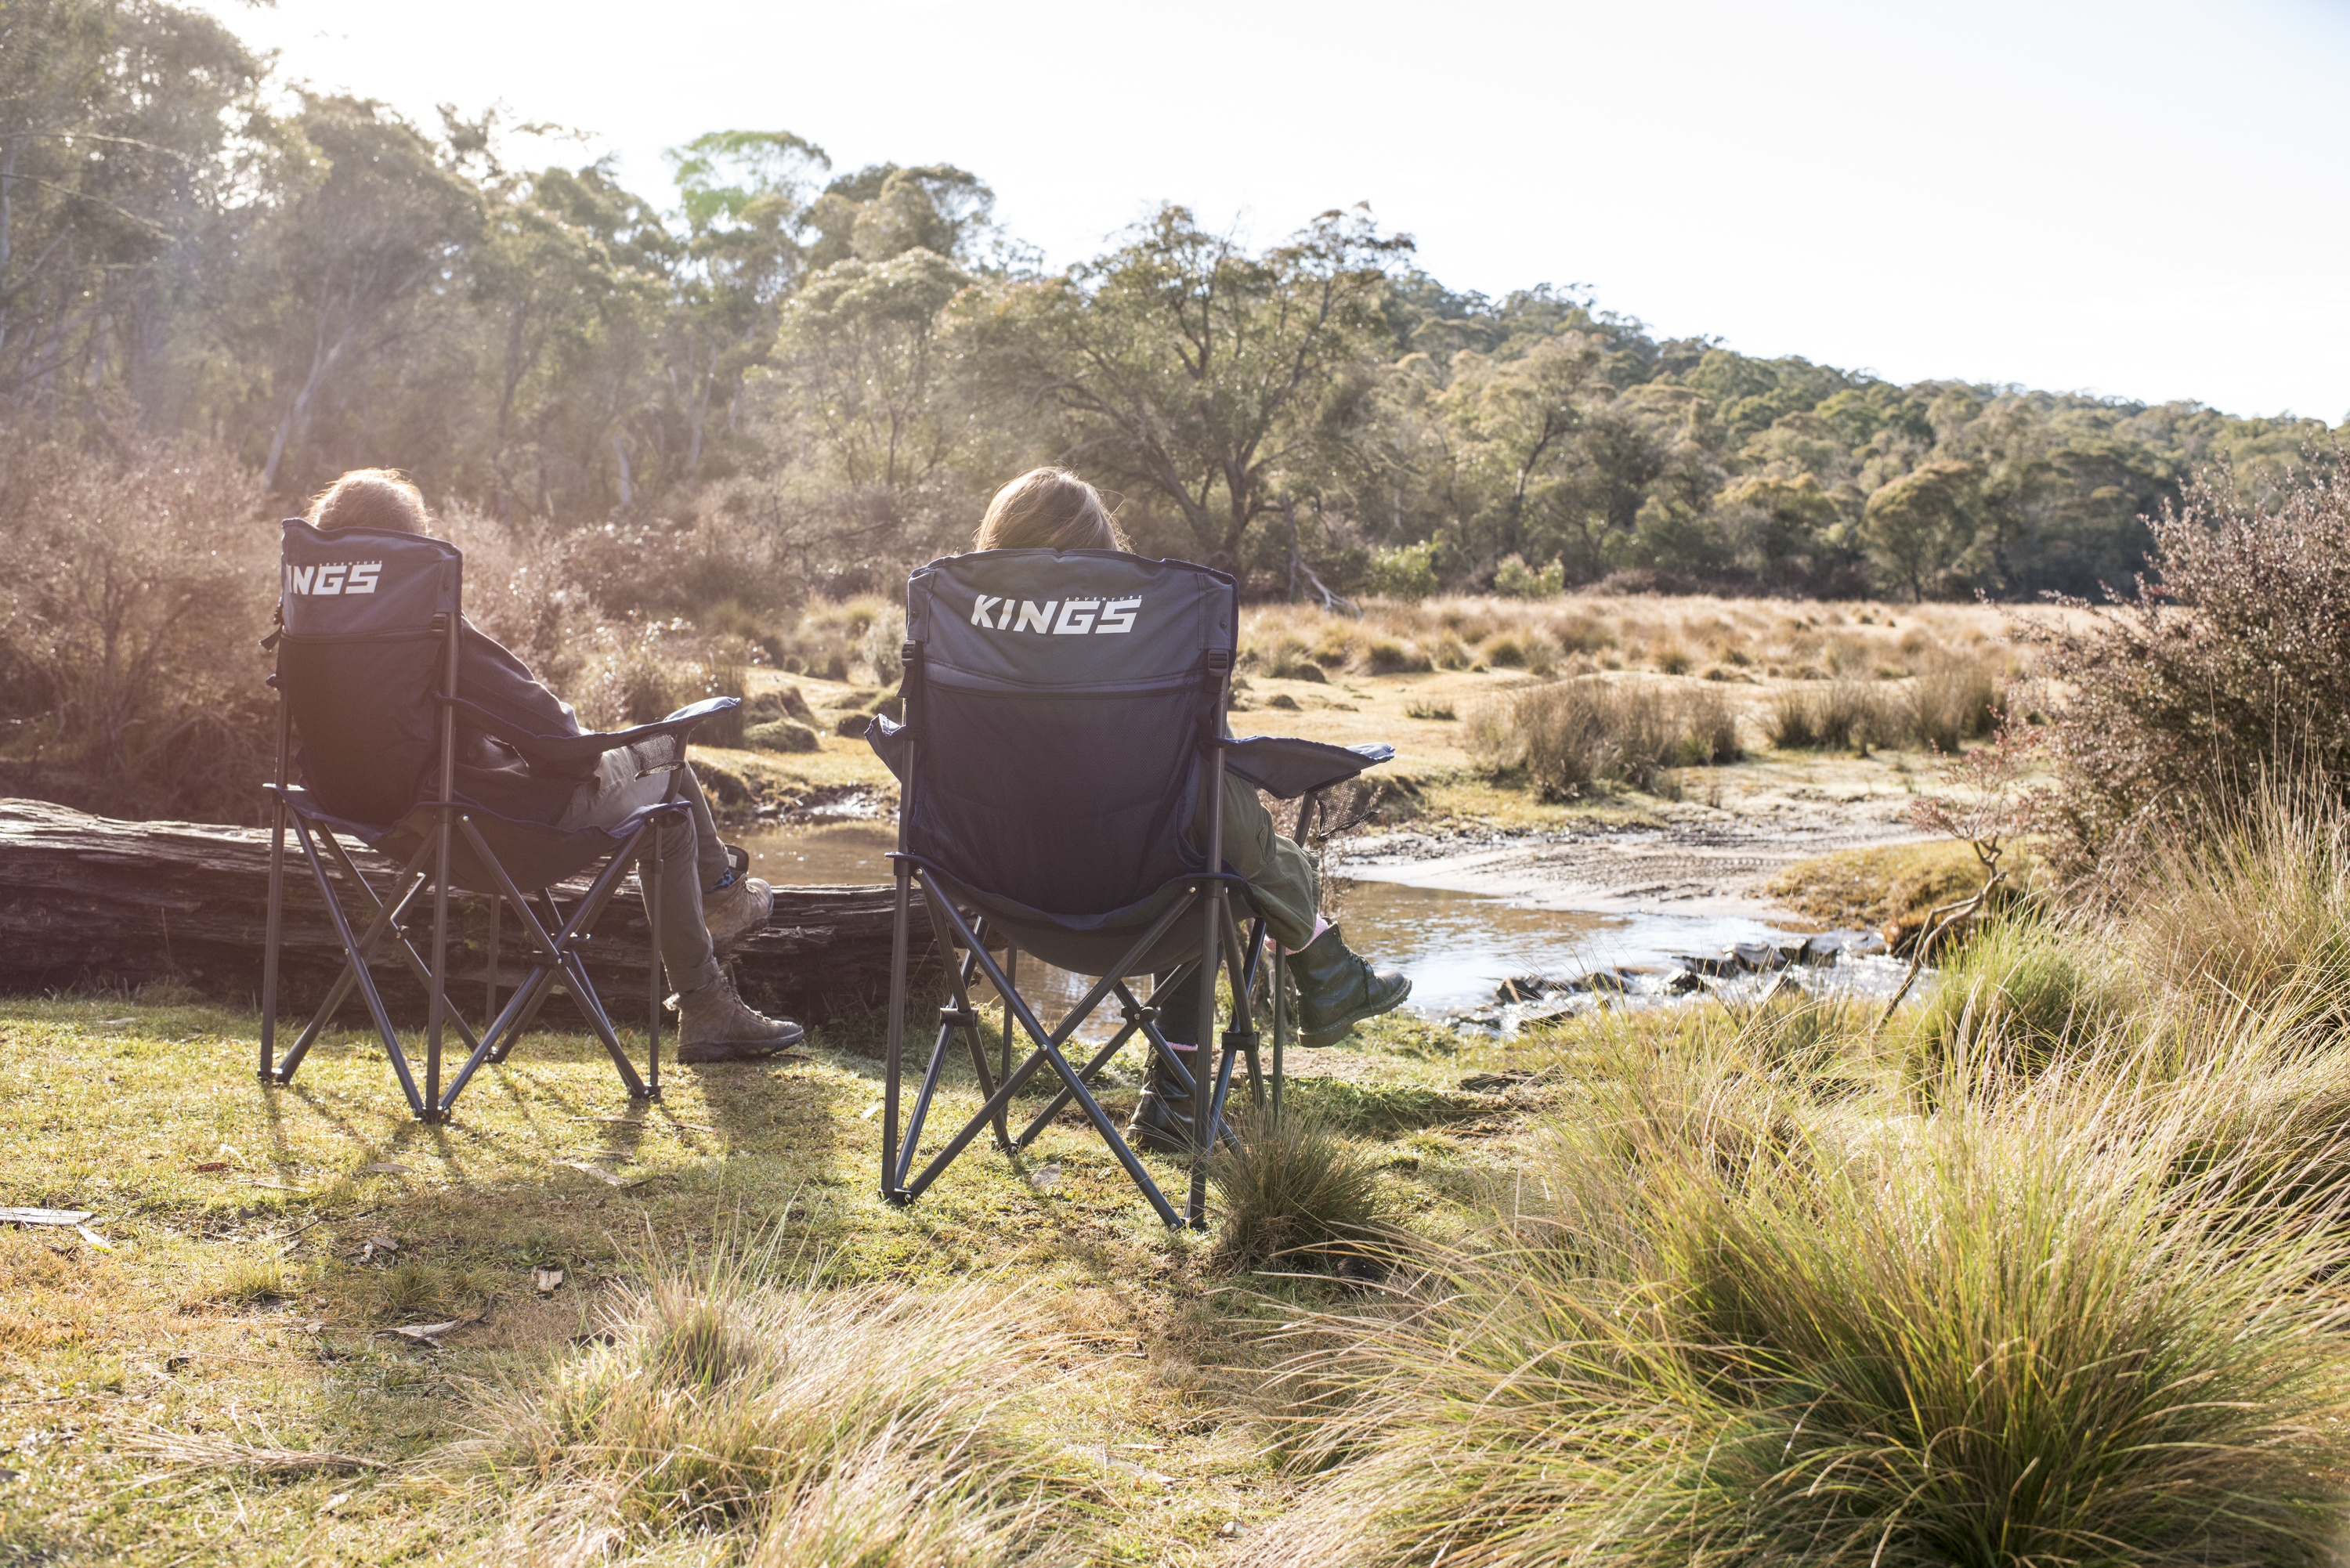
top-left (0, 995), bottom-right (1519, 1565)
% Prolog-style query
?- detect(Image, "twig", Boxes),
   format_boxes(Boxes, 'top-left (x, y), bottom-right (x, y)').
top-left (1874, 869), bottom-right (2004, 1033)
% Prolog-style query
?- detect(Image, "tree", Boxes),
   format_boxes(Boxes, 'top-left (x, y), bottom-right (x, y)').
top-left (235, 94), bottom-right (480, 492)
top-left (977, 204), bottom-right (1411, 570)
top-left (1862, 459), bottom-right (1988, 599)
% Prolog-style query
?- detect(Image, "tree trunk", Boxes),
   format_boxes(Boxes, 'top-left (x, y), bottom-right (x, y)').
top-left (0, 799), bottom-right (934, 1033)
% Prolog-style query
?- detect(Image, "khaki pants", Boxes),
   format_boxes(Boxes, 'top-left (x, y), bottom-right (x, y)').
top-left (1195, 771), bottom-right (1321, 952)
top-left (558, 753), bottom-right (731, 994)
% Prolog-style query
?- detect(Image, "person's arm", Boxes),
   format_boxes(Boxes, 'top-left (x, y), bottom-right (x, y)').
top-left (455, 618), bottom-right (584, 739)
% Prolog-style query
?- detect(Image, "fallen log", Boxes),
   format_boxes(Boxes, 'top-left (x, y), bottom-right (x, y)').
top-left (0, 798), bottom-right (932, 1028)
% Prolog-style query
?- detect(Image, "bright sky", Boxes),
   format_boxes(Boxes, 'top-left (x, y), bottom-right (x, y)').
top-left (197, 0), bottom-right (2350, 422)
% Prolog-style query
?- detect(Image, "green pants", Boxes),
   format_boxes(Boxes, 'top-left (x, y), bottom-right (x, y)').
top-left (1195, 771), bottom-right (1322, 951)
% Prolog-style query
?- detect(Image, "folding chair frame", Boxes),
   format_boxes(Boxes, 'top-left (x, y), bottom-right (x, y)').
top-left (878, 645), bottom-right (1294, 1229)
top-left (257, 609), bottom-right (689, 1124)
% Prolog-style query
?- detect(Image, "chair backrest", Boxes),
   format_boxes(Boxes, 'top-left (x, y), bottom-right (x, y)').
top-left (276, 519), bottom-right (463, 826)
top-left (899, 550), bottom-right (1237, 918)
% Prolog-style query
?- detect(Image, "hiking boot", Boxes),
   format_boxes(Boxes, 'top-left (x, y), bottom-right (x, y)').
top-left (1125, 973), bottom-right (1206, 1154)
top-left (1289, 925), bottom-right (1411, 1048)
top-left (702, 867), bottom-right (773, 948)
top-left (1126, 1042), bottom-right (1201, 1156)
top-left (674, 972), bottom-right (803, 1063)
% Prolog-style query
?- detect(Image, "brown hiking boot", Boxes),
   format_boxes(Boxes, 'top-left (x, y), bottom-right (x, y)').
top-left (702, 873), bottom-right (773, 948)
top-left (674, 973), bottom-right (803, 1063)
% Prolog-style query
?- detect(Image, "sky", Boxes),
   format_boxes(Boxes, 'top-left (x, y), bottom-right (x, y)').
top-left (193, 0), bottom-right (2350, 422)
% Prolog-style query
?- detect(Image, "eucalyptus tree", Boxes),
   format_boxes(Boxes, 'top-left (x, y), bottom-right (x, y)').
top-left (976, 204), bottom-right (1412, 571)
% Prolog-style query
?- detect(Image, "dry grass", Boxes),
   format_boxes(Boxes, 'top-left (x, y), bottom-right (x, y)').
top-left (443, 1240), bottom-right (1086, 1563)
top-left (1242, 595), bottom-right (2031, 685)
top-left (1466, 676), bottom-right (1741, 797)
top-left (1242, 990), bottom-right (2350, 1568)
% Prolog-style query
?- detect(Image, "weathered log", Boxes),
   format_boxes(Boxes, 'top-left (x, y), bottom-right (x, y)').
top-left (0, 798), bottom-right (931, 1028)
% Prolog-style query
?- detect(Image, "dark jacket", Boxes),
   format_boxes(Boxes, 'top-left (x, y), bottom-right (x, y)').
top-left (442, 618), bottom-right (597, 824)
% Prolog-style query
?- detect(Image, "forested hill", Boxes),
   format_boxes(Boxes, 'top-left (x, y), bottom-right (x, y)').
top-left (5, 0), bottom-right (2338, 602)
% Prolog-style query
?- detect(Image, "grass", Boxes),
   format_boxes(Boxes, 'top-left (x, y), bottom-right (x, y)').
top-left (0, 998), bottom-right (1516, 1564)
top-left (445, 1241), bottom-right (1084, 1563)
top-left (1242, 1001), bottom-right (2350, 1568)
top-left (1209, 1107), bottom-right (1390, 1273)
top-left (1466, 676), bottom-right (1741, 798)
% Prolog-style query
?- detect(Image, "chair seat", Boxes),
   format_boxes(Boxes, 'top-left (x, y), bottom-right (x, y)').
top-left (902, 853), bottom-right (1254, 976)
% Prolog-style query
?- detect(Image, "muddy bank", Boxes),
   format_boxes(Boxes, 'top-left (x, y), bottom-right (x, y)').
top-left (1340, 795), bottom-right (1925, 919)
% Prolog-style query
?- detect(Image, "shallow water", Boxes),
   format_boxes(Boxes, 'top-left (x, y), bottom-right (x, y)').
top-left (730, 822), bottom-right (1908, 1038)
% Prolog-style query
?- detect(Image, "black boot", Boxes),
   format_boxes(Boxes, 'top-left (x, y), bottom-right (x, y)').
top-left (1289, 925), bottom-right (1412, 1048)
top-left (1126, 972), bottom-right (1204, 1155)
top-left (1125, 1042), bottom-right (1198, 1155)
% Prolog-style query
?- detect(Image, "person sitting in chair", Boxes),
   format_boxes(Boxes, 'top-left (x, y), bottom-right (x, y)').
top-left (964, 467), bottom-right (1412, 1151)
top-left (306, 469), bottom-right (802, 1064)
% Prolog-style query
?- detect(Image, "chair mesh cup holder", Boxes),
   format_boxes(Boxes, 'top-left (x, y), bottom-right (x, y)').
top-left (255, 518), bottom-right (739, 1123)
top-left (867, 548), bottom-right (1394, 1228)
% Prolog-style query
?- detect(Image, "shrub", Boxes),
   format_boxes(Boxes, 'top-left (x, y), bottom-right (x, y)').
top-left (1405, 699), bottom-right (1455, 721)
top-left (574, 620), bottom-right (684, 729)
top-left (1365, 637), bottom-right (1431, 674)
top-left (1492, 553), bottom-right (1565, 598)
top-left (2029, 457), bottom-right (2350, 876)
top-left (1480, 634), bottom-right (1529, 668)
top-left (1211, 1107), bottom-right (1388, 1272)
top-left (1765, 677), bottom-right (1898, 751)
top-left (745, 719), bottom-right (819, 753)
top-left (0, 429), bottom-right (273, 820)
top-left (1364, 541), bottom-right (1438, 602)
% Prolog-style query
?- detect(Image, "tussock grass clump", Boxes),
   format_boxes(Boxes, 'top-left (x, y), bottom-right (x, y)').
top-left (1470, 677), bottom-right (1741, 797)
top-left (1245, 1044), bottom-right (2350, 1568)
top-left (1907, 652), bottom-right (2004, 752)
top-left (1908, 916), bottom-right (2123, 1089)
top-left (2117, 773), bottom-right (2350, 1021)
top-left (1211, 1107), bottom-right (1388, 1272)
top-left (1765, 675), bottom-right (1896, 750)
top-left (450, 1243), bottom-right (1081, 1563)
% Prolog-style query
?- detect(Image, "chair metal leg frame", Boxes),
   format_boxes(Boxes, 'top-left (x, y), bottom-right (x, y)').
top-left (490, 887), bottom-right (573, 1061)
top-left (889, 929), bottom-right (1004, 1195)
top-left (280, 811), bottom-right (435, 1117)
top-left (267, 826), bottom-right (438, 1086)
top-left (312, 829), bottom-right (485, 1060)
top-left (1010, 979), bottom-right (1247, 1155)
top-left (432, 815), bottom-right (660, 1116)
top-left (884, 869), bottom-right (1209, 1227)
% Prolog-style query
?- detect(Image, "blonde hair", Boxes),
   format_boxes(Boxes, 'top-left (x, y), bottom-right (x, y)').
top-left (972, 468), bottom-right (1128, 553)
top-left (307, 468), bottom-right (428, 533)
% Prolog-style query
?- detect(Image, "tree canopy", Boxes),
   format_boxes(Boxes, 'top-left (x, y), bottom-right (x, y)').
top-left (5, 0), bottom-right (2339, 599)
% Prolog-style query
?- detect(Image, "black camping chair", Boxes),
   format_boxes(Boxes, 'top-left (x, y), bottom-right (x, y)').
top-left (867, 549), bottom-right (1392, 1228)
top-left (255, 518), bottom-right (739, 1123)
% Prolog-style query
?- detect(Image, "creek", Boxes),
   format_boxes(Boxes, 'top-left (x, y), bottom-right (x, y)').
top-left (730, 818), bottom-right (1919, 1041)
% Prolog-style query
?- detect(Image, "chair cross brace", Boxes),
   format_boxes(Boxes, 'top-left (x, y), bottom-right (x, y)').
top-left (882, 862), bottom-right (1264, 1229)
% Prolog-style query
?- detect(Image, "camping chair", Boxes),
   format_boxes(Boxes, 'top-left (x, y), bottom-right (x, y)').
top-left (866, 549), bottom-right (1392, 1228)
top-left (255, 518), bottom-right (739, 1123)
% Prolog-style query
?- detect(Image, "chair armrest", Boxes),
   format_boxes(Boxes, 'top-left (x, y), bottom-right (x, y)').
top-left (1223, 735), bottom-right (1394, 800)
top-left (446, 695), bottom-right (742, 768)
